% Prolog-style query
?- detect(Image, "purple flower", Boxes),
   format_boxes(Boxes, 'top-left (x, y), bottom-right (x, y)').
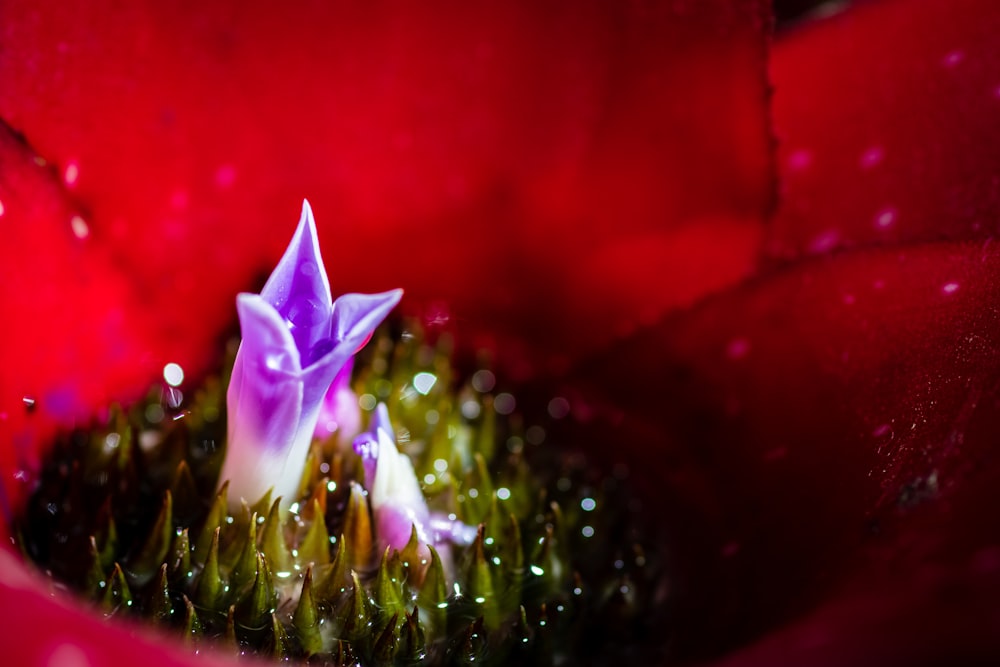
top-left (354, 403), bottom-right (476, 573)
top-left (313, 357), bottom-right (361, 447)
top-left (221, 201), bottom-right (402, 508)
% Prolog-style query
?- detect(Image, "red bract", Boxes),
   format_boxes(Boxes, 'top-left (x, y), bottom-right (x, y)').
top-left (1, 0), bottom-right (998, 665)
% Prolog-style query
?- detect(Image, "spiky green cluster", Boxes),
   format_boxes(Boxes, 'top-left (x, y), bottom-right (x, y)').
top-left (17, 323), bottom-right (665, 665)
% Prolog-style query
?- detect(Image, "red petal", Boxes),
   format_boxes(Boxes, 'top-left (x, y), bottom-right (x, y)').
top-left (0, 0), bottom-right (773, 378)
top-left (561, 240), bottom-right (1000, 660)
top-left (770, 0), bottom-right (1000, 258)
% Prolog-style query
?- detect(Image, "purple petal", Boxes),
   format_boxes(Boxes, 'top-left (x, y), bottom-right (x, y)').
top-left (260, 200), bottom-right (334, 365)
top-left (222, 293), bottom-right (307, 505)
top-left (313, 358), bottom-right (361, 444)
top-left (220, 202), bottom-right (402, 509)
top-left (331, 290), bottom-right (404, 349)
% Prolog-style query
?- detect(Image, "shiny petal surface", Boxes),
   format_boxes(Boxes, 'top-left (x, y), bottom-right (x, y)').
top-left (0, 0), bottom-right (773, 378)
top-left (769, 0), bottom-right (1000, 258)
top-left (558, 241), bottom-right (1000, 662)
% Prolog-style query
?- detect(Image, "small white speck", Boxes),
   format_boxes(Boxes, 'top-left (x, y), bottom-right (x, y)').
top-left (70, 215), bottom-right (89, 239)
top-left (942, 282), bottom-right (960, 294)
top-left (64, 162), bottom-right (80, 186)
top-left (874, 208), bottom-right (897, 229)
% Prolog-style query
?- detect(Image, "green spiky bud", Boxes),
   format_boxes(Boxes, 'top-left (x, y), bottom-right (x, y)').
top-left (101, 563), bottom-right (132, 616)
top-left (236, 551), bottom-right (275, 630)
top-left (292, 567), bottom-right (323, 657)
top-left (194, 527), bottom-right (224, 610)
top-left (195, 482), bottom-right (228, 564)
top-left (343, 481), bottom-right (373, 571)
top-left (130, 491), bottom-right (173, 586)
top-left (297, 499), bottom-right (330, 567)
top-left (260, 497), bottom-right (292, 576)
top-left (149, 563), bottom-right (174, 624)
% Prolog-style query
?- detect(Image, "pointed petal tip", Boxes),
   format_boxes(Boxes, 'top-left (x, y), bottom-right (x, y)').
top-left (299, 198), bottom-right (316, 230)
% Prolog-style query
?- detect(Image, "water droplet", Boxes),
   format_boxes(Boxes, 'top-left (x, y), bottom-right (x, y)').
top-left (547, 396), bottom-right (570, 419)
top-left (496, 487), bottom-right (511, 501)
top-left (461, 399), bottom-right (481, 419)
top-left (494, 393), bottom-right (516, 415)
top-left (580, 498), bottom-right (596, 512)
top-left (163, 362), bottom-right (184, 387)
top-left (581, 526), bottom-right (595, 538)
top-left (413, 372), bottom-right (437, 395)
top-left (471, 369), bottom-right (496, 393)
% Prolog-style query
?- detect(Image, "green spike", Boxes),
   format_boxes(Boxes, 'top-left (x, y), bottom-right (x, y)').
top-left (170, 460), bottom-right (200, 524)
top-left (372, 611), bottom-right (399, 664)
top-left (260, 497), bottom-right (292, 576)
top-left (398, 524), bottom-right (424, 583)
top-left (229, 511), bottom-right (259, 596)
top-left (237, 551), bottom-right (275, 630)
top-left (342, 570), bottom-right (371, 646)
top-left (271, 612), bottom-right (291, 660)
top-left (167, 528), bottom-right (192, 583)
top-left (530, 525), bottom-right (562, 598)
top-left (194, 481), bottom-right (228, 564)
top-left (457, 616), bottom-right (488, 665)
top-left (149, 563), bottom-right (174, 624)
top-left (101, 563), bottom-right (132, 616)
top-left (498, 513), bottom-right (524, 616)
top-left (249, 488), bottom-right (273, 523)
top-left (297, 446), bottom-right (321, 500)
top-left (84, 536), bottom-right (106, 595)
top-left (94, 497), bottom-right (118, 571)
top-left (194, 527), bottom-right (225, 610)
top-left (374, 547), bottom-right (405, 626)
top-left (399, 606), bottom-right (426, 663)
top-left (476, 395), bottom-right (497, 462)
top-left (292, 567), bottom-right (323, 657)
top-left (468, 524), bottom-right (500, 630)
top-left (220, 500), bottom-right (252, 571)
top-left (297, 499), bottom-right (331, 567)
top-left (461, 453), bottom-right (494, 524)
top-left (333, 640), bottom-right (358, 667)
top-left (182, 595), bottom-right (202, 645)
top-left (303, 478), bottom-right (328, 521)
top-left (343, 482), bottom-right (373, 571)
top-left (224, 605), bottom-right (238, 650)
top-left (130, 491), bottom-right (173, 586)
top-left (417, 545), bottom-right (447, 636)
top-left (315, 534), bottom-right (349, 606)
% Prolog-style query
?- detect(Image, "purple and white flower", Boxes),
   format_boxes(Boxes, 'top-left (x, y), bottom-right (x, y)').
top-left (354, 403), bottom-right (477, 571)
top-left (221, 201), bottom-right (401, 508)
